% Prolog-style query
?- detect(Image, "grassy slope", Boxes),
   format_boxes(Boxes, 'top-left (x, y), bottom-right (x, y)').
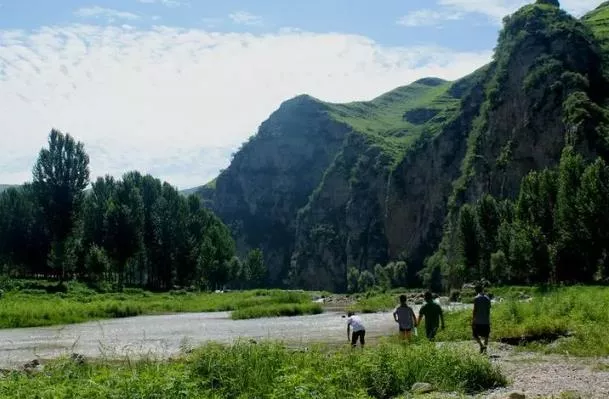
top-left (0, 342), bottom-right (505, 398)
top-left (323, 78), bottom-right (460, 166)
top-left (582, 1), bottom-right (609, 53)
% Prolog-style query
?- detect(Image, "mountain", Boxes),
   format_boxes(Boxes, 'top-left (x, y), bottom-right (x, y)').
top-left (0, 185), bottom-right (16, 193)
top-left (198, 0), bottom-right (609, 291)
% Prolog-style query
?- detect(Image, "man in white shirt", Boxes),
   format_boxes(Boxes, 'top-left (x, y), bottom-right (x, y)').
top-left (347, 311), bottom-right (366, 348)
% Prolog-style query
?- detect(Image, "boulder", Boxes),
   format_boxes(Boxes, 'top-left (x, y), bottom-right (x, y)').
top-left (411, 382), bottom-right (435, 394)
top-left (506, 393), bottom-right (525, 399)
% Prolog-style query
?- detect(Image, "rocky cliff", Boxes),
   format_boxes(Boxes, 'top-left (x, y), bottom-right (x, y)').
top-left (199, 1), bottom-right (609, 291)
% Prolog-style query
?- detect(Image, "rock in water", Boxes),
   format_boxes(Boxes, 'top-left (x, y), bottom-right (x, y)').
top-left (411, 382), bottom-right (435, 394)
top-left (506, 393), bottom-right (526, 399)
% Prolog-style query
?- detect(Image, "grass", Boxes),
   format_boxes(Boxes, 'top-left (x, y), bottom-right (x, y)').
top-left (231, 302), bottom-right (323, 320)
top-left (346, 286), bottom-right (609, 357)
top-left (583, 1), bottom-right (609, 54)
top-left (0, 282), bottom-right (319, 328)
top-left (0, 341), bottom-right (506, 398)
top-left (323, 79), bottom-right (462, 167)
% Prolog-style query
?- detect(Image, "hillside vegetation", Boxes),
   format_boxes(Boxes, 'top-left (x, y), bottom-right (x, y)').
top-left (200, 0), bottom-right (609, 291)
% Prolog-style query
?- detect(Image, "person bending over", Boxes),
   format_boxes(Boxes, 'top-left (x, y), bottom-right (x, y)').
top-left (347, 311), bottom-right (366, 348)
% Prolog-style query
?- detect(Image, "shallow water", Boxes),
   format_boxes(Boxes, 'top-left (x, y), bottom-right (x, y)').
top-left (0, 303), bottom-right (469, 368)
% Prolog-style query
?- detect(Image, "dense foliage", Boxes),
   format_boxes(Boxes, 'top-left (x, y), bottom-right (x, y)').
top-left (0, 130), bottom-right (265, 291)
top-left (427, 147), bottom-right (609, 287)
top-left (0, 342), bottom-right (506, 398)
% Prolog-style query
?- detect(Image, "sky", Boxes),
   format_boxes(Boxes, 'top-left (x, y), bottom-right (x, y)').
top-left (0, 0), bottom-right (604, 189)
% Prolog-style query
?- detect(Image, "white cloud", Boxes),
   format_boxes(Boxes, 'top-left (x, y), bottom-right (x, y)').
top-left (0, 25), bottom-right (491, 189)
top-left (436, 0), bottom-right (602, 25)
top-left (397, 9), bottom-right (463, 27)
top-left (137, 0), bottom-right (186, 8)
top-left (74, 6), bottom-right (140, 21)
top-left (229, 11), bottom-right (263, 26)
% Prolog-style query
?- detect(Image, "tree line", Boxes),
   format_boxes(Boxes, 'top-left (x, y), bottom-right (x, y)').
top-left (0, 130), bottom-right (266, 291)
top-left (425, 146), bottom-right (609, 288)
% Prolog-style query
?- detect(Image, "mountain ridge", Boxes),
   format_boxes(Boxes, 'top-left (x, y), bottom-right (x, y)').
top-left (198, 0), bottom-right (609, 291)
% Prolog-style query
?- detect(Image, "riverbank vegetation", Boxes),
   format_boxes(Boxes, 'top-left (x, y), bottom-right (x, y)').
top-left (0, 282), bottom-right (317, 328)
top-left (349, 285), bottom-right (609, 357)
top-left (0, 341), bottom-right (506, 398)
top-left (0, 130), bottom-right (267, 293)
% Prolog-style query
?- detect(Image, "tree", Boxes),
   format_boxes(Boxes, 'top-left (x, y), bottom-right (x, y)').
top-left (457, 204), bottom-right (482, 280)
top-left (477, 195), bottom-right (500, 278)
top-left (104, 181), bottom-right (145, 290)
top-left (0, 185), bottom-right (49, 274)
top-left (246, 249), bottom-right (266, 288)
top-left (536, 0), bottom-right (560, 7)
top-left (490, 250), bottom-right (509, 284)
top-left (346, 267), bottom-right (360, 293)
top-left (554, 146), bottom-right (586, 282)
top-left (357, 270), bottom-right (375, 292)
top-left (391, 261), bottom-right (408, 288)
top-left (32, 129), bottom-right (90, 280)
top-left (373, 264), bottom-right (390, 291)
top-left (576, 158), bottom-right (609, 280)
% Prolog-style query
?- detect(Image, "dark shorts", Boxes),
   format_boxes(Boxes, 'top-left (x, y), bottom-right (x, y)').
top-left (352, 330), bottom-right (365, 346)
top-left (472, 324), bottom-right (490, 338)
top-left (399, 327), bottom-right (412, 332)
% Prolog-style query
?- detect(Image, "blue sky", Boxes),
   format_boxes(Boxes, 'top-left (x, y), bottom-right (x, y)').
top-left (0, 0), bottom-right (603, 188)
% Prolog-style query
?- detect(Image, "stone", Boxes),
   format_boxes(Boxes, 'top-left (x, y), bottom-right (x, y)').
top-left (411, 382), bottom-right (435, 394)
top-left (506, 392), bottom-right (525, 399)
top-left (438, 296), bottom-right (451, 305)
top-left (70, 353), bottom-right (86, 365)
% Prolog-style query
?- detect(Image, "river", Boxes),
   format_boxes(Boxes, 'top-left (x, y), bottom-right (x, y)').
top-left (0, 303), bottom-right (469, 368)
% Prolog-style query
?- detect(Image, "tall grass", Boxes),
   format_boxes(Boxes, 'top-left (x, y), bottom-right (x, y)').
top-left (231, 303), bottom-right (323, 320)
top-left (437, 286), bottom-right (609, 356)
top-left (0, 342), bottom-right (506, 398)
top-left (0, 284), bottom-right (318, 329)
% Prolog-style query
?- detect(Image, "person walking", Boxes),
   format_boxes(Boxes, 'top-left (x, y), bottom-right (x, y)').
top-left (393, 294), bottom-right (417, 340)
top-left (472, 284), bottom-right (491, 354)
top-left (418, 291), bottom-right (445, 341)
top-left (347, 311), bottom-right (366, 348)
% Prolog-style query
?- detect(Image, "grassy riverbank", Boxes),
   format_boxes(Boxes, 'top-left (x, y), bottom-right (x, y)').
top-left (349, 286), bottom-right (609, 357)
top-left (0, 281), bottom-right (320, 328)
top-left (0, 341), bottom-right (506, 398)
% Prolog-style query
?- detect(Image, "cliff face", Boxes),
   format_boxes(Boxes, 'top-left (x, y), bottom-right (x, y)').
top-left (200, 1), bottom-right (609, 291)
top-left (202, 95), bottom-right (352, 284)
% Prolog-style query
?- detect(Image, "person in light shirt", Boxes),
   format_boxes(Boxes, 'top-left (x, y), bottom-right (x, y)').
top-left (346, 311), bottom-right (366, 348)
top-left (393, 294), bottom-right (417, 340)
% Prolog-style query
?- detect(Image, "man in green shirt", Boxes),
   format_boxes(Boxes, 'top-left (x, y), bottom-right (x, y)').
top-left (418, 291), bottom-right (445, 341)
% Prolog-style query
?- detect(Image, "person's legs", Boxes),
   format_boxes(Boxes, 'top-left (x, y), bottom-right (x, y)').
top-left (481, 325), bottom-right (490, 353)
top-left (351, 331), bottom-right (358, 348)
top-left (359, 330), bottom-right (366, 348)
top-left (472, 324), bottom-right (484, 353)
top-left (426, 326), bottom-right (438, 341)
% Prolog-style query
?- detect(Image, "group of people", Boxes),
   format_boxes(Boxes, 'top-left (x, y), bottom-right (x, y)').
top-left (346, 285), bottom-right (492, 354)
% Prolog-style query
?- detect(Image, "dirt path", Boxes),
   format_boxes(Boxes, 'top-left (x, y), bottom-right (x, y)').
top-left (482, 344), bottom-right (609, 398)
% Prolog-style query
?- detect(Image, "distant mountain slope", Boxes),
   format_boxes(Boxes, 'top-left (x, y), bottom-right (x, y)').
top-left (0, 185), bottom-right (16, 193)
top-left (199, 0), bottom-right (609, 291)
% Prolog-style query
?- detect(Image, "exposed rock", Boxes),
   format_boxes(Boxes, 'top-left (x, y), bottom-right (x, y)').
top-left (506, 393), bottom-right (526, 399)
top-left (198, 2), bottom-right (609, 291)
top-left (70, 353), bottom-right (86, 365)
top-left (411, 382), bottom-right (435, 394)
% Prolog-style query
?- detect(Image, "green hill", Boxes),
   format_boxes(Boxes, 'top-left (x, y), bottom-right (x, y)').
top-left (198, 0), bottom-right (609, 291)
